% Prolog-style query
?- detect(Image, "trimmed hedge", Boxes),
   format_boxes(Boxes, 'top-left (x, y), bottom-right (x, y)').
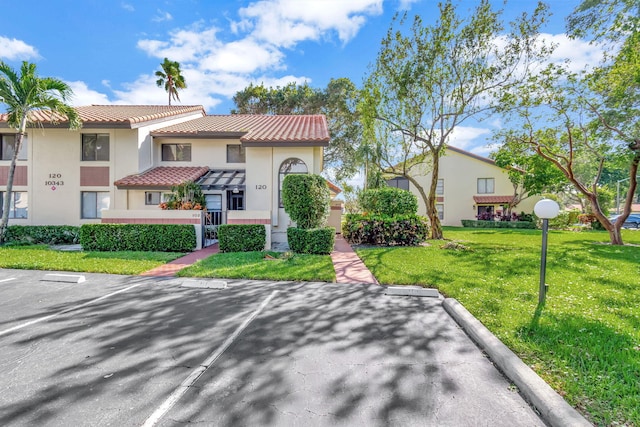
top-left (282, 174), bottom-right (330, 229)
top-left (3, 225), bottom-right (80, 245)
top-left (461, 220), bottom-right (536, 229)
top-left (218, 224), bottom-right (266, 252)
top-left (359, 187), bottom-right (418, 216)
top-left (287, 227), bottom-right (335, 254)
top-left (343, 214), bottom-right (429, 246)
top-left (80, 224), bottom-right (196, 251)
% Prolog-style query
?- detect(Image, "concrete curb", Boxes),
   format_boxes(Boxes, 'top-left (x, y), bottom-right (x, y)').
top-left (442, 298), bottom-right (592, 427)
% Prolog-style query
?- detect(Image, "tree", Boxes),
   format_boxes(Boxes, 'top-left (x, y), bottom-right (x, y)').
top-left (155, 58), bottom-right (186, 106)
top-left (491, 143), bottom-right (566, 216)
top-left (496, 62), bottom-right (637, 245)
top-left (232, 79), bottom-right (363, 181)
top-left (0, 61), bottom-right (81, 243)
top-left (359, 0), bottom-right (550, 239)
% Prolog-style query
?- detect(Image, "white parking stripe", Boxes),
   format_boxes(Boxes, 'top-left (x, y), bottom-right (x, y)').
top-left (0, 282), bottom-right (146, 337)
top-left (0, 278), bottom-right (16, 283)
top-left (142, 289), bottom-right (279, 427)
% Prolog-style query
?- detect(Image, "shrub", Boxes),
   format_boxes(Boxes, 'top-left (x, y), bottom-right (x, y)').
top-left (287, 227), bottom-right (335, 254)
top-left (461, 219), bottom-right (536, 229)
top-left (3, 225), bottom-right (80, 245)
top-left (218, 224), bottom-right (266, 252)
top-left (343, 214), bottom-right (429, 246)
top-left (282, 174), bottom-right (330, 229)
top-left (547, 210), bottom-right (580, 230)
top-left (80, 224), bottom-right (195, 251)
top-left (359, 187), bottom-right (418, 216)
top-left (160, 181), bottom-right (205, 210)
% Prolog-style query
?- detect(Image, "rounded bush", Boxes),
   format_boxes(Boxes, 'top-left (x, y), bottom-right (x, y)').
top-left (359, 187), bottom-right (418, 216)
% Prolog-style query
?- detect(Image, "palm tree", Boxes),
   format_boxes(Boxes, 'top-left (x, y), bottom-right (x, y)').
top-left (0, 61), bottom-right (81, 243)
top-left (155, 58), bottom-right (187, 105)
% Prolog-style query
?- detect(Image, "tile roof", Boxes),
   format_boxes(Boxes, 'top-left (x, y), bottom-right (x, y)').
top-left (327, 180), bottom-right (342, 195)
top-left (150, 114), bottom-right (330, 145)
top-left (114, 166), bottom-right (210, 188)
top-left (0, 105), bottom-right (205, 129)
top-left (473, 195), bottom-right (515, 204)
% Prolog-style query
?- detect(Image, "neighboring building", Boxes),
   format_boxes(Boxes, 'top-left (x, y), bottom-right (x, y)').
top-left (386, 146), bottom-right (538, 226)
top-left (0, 105), bottom-right (337, 248)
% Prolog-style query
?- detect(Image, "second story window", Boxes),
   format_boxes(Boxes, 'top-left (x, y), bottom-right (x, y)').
top-left (227, 145), bottom-right (246, 163)
top-left (477, 178), bottom-right (495, 194)
top-left (2, 134), bottom-right (28, 160)
top-left (436, 178), bottom-right (444, 195)
top-left (162, 143), bottom-right (191, 161)
top-left (82, 134), bottom-right (110, 161)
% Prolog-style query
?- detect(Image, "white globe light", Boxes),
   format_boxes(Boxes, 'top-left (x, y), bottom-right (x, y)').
top-left (534, 199), bottom-right (560, 219)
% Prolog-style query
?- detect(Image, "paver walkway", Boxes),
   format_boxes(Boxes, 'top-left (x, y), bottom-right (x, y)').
top-left (331, 235), bottom-right (378, 285)
top-left (141, 236), bottom-right (378, 285)
top-left (141, 243), bottom-right (219, 277)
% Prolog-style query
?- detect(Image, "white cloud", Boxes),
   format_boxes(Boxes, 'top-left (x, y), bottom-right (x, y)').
top-left (121, 2), bottom-right (134, 12)
top-left (0, 36), bottom-right (39, 61)
top-left (199, 39), bottom-right (285, 74)
top-left (152, 10), bottom-right (173, 23)
top-left (543, 33), bottom-right (606, 72)
top-left (397, 0), bottom-right (420, 10)
top-left (138, 26), bottom-right (219, 62)
top-left (66, 81), bottom-right (111, 106)
top-left (235, 0), bottom-right (383, 47)
top-left (447, 126), bottom-right (491, 151)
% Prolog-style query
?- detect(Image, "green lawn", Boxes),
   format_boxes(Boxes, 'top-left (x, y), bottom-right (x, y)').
top-left (355, 227), bottom-right (640, 426)
top-left (177, 251), bottom-right (336, 282)
top-left (0, 245), bottom-right (184, 275)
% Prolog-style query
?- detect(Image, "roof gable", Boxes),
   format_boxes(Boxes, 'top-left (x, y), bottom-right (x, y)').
top-left (150, 114), bottom-right (330, 146)
top-left (0, 105), bottom-right (206, 129)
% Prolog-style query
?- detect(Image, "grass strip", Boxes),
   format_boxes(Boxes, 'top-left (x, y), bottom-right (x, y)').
top-left (177, 251), bottom-right (336, 282)
top-left (0, 245), bottom-right (183, 275)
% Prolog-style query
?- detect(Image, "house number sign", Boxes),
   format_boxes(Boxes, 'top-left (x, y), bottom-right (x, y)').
top-left (46, 173), bottom-right (64, 190)
top-left (255, 185), bottom-right (267, 190)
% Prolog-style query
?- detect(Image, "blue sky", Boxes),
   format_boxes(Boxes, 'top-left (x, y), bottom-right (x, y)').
top-left (1, 0), bottom-right (600, 156)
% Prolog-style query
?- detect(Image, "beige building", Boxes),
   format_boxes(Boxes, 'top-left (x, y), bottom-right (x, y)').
top-left (386, 146), bottom-right (538, 226)
top-left (1, 105), bottom-right (339, 248)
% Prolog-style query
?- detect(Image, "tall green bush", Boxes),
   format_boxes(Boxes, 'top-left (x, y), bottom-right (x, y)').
top-left (282, 174), bottom-right (330, 229)
top-left (359, 187), bottom-right (418, 216)
top-left (3, 225), bottom-right (80, 245)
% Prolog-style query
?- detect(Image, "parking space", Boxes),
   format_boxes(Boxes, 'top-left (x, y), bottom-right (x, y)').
top-left (0, 270), bottom-right (544, 426)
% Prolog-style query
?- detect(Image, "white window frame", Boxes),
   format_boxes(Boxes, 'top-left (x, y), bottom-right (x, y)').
top-left (1, 134), bottom-right (28, 161)
top-left (477, 178), bottom-right (495, 194)
top-left (161, 143), bottom-right (191, 161)
top-left (81, 191), bottom-right (110, 219)
top-left (436, 178), bottom-right (444, 195)
top-left (226, 145), bottom-right (246, 163)
top-left (436, 203), bottom-right (444, 220)
top-left (145, 191), bottom-right (163, 205)
top-left (82, 134), bottom-right (110, 161)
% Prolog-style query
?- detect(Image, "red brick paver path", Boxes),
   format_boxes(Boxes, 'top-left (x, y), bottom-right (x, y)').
top-left (141, 243), bottom-right (219, 277)
top-left (331, 236), bottom-right (378, 285)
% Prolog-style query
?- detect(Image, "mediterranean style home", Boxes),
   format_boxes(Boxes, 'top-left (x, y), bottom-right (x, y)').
top-left (0, 105), bottom-right (341, 249)
top-left (386, 145), bottom-right (539, 226)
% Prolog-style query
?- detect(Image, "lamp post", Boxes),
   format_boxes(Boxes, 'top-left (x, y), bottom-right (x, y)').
top-left (534, 199), bottom-right (560, 306)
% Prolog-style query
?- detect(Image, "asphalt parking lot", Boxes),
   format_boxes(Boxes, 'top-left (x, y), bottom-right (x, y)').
top-left (0, 269), bottom-right (545, 427)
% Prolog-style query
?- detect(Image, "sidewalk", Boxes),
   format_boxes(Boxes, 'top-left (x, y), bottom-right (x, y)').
top-left (330, 235), bottom-right (378, 285)
top-left (141, 236), bottom-right (378, 284)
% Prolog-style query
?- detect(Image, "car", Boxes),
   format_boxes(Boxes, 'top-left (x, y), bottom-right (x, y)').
top-left (609, 214), bottom-right (640, 229)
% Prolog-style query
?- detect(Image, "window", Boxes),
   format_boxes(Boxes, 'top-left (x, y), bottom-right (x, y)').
top-left (436, 204), bottom-right (444, 220)
top-left (386, 177), bottom-right (409, 191)
top-left (227, 145), bottom-right (246, 163)
top-left (0, 191), bottom-right (28, 218)
top-left (145, 191), bottom-right (162, 205)
top-left (82, 134), bottom-right (110, 161)
top-left (162, 144), bottom-right (191, 161)
top-left (1, 134), bottom-right (27, 160)
top-left (81, 191), bottom-right (110, 219)
top-left (477, 178), bottom-right (495, 194)
top-left (436, 179), bottom-right (444, 195)
top-left (279, 158), bottom-right (308, 207)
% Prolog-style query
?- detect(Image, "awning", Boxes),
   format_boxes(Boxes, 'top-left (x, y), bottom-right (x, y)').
top-left (197, 169), bottom-right (246, 191)
top-left (473, 195), bottom-right (515, 204)
top-left (114, 166), bottom-right (209, 189)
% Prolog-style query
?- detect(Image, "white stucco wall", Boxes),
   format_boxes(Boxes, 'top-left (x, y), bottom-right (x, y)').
top-left (407, 148), bottom-right (538, 226)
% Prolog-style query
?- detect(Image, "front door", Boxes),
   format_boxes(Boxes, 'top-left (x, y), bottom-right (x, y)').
top-left (227, 191), bottom-right (244, 211)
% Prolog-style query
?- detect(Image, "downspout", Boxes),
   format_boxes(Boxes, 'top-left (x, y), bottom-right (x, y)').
top-left (272, 147), bottom-right (277, 227)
